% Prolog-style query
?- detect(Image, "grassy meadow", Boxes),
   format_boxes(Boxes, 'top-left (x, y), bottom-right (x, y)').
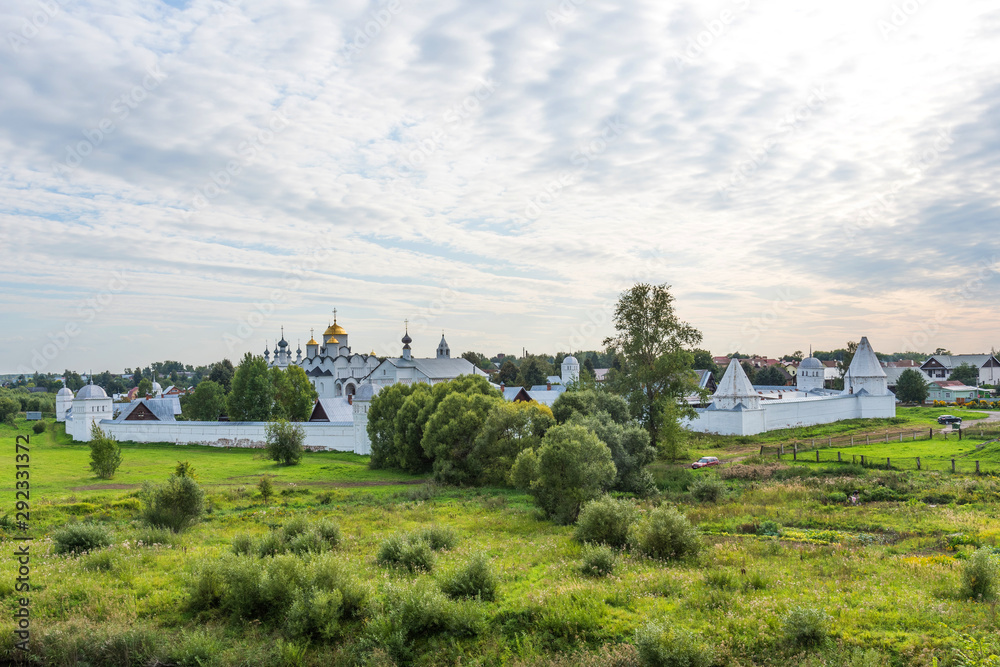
top-left (1, 413), bottom-right (999, 666)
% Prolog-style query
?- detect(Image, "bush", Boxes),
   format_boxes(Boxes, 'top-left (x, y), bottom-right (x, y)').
top-left (258, 476), bottom-right (274, 502)
top-left (377, 535), bottom-right (436, 573)
top-left (633, 621), bottom-right (714, 667)
top-left (631, 505), bottom-right (701, 561)
top-left (511, 423), bottom-right (617, 524)
top-left (281, 516), bottom-right (310, 540)
top-left (174, 461), bottom-right (196, 478)
top-left (140, 475), bottom-right (205, 533)
top-left (414, 525), bottom-right (458, 551)
top-left (53, 523), bottom-right (112, 554)
top-left (575, 495), bottom-right (638, 548)
top-left (440, 553), bottom-right (498, 600)
top-left (265, 419), bottom-right (305, 466)
top-left (961, 547), bottom-right (999, 602)
top-left (32, 420), bottom-right (46, 434)
top-left (580, 544), bottom-right (617, 577)
top-left (757, 520), bottom-right (782, 537)
top-left (690, 477), bottom-right (726, 503)
top-left (232, 532), bottom-right (255, 556)
top-left (782, 605), bottom-right (830, 647)
top-left (315, 519), bottom-right (342, 548)
top-left (88, 423), bottom-right (123, 479)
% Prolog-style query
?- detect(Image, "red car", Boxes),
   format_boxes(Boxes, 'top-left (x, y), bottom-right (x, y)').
top-left (692, 456), bottom-right (720, 469)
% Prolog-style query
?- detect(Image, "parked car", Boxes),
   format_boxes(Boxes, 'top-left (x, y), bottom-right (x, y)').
top-left (692, 456), bottom-right (720, 469)
top-left (937, 415), bottom-right (962, 425)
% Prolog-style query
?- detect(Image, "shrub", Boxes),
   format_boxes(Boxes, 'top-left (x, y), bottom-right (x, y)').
top-left (174, 461), bottom-right (196, 478)
top-left (232, 532), bottom-right (255, 556)
top-left (633, 621), bottom-right (715, 667)
top-left (53, 523), bottom-right (112, 554)
top-left (575, 495), bottom-right (638, 548)
top-left (690, 477), bottom-right (726, 503)
top-left (31, 420), bottom-right (45, 434)
top-left (288, 531), bottom-right (325, 555)
top-left (265, 419), bottom-right (305, 466)
top-left (580, 544), bottom-right (617, 577)
top-left (782, 605), bottom-right (830, 648)
top-left (511, 423), bottom-right (617, 524)
top-left (757, 520), bottom-right (782, 537)
top-left (414, 525), bottom-right (457, 551)
top-left (281, 516), bottom-right (310, 540)
top-left (440, 553), bottom-right (498, 600)
top-left (258, 476), bottom-right (274, 503)
top-left (961, 547), bottom-right (999, 602)
top-left (315, 519), bottom-right (342, 548)
top-left (140, 475), bottom-right (205, 533)
top-left (377, 534), bottom-right (436, 572)
top-left (255, 531), bottom-right (285, 557)
top-left (316, 491), bottom-right (333, 504)
top-left (827, 491), bottom-right (848, 504)
top-left (863, 486), bottom-right (899, 502)
top-left (631, 505), bottom-right (701, 561)
top-left (703, 569), bottom-right (738, 590)
top-left (88, 423), bottom-right (123, 479)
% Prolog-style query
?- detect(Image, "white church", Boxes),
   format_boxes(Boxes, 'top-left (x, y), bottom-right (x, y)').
top-left (684, 336), bottom-right (896, 435)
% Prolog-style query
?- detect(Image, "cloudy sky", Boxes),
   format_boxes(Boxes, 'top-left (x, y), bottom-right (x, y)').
top-left (1, 0), bottom-right (999, 374)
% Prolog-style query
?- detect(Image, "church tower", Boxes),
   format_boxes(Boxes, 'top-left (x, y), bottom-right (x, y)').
top-left (437, 333), bottom-right (450, 359)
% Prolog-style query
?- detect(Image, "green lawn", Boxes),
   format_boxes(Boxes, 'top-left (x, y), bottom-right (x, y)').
top-left (1, 417), bottom-right (999, 666)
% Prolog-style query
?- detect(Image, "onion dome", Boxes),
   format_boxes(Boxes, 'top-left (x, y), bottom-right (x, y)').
top-left (76, 383), bottom-right (108, 400)
top-left (278, 327), bottom-right (288, 348)
top-left (402, 331), bottom-right (412, 346)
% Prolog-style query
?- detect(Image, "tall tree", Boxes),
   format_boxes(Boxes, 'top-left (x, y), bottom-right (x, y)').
top-left (837, 341), bottom-right (859, 378)
top-left (895, 369), bottom-right (929, 404)
top-left (949, 363), bottom-right (979, 387)
top-left (497, 360), bottom-right (518, 385)
top-left (367, 383), bottom-right (418, 469)
top-left (209, 359), bottom-right (235, 393)
top-left (227, 353), bottom-right (275, 421)
top-left (280, 365), bottom-right (318, 421)
top-left (691, 348), bottom-right (720, 378)
top-left (516, 357), bottom-right (548, 388)
top-left (184, 380), bottom-right (227, 421)
top-left (755, 365), bottom-right (787, 386)
top-left (603, 283), bottom-right (703, 447)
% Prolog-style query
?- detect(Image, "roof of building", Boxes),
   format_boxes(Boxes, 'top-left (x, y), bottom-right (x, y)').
top-left (594, 368), bottom-right (609, 381)
top-left (562, 355), bottom-right (578, 365)
top-left (353, 382), bottom-right (381, 401)
top-left (310, 397), bottom-right (354, 424)
top-left (411, 358), bottom-right (485, 380)
top-left (932, 380), bottom-right (980, 391)
top-left (76, 383), bottom-right (108, 400)
top-left (525, 389), bottom-right (563, 407)
top-left (800, 357), bottom-right (823, 369)
top-left (111, 398), bottom-right (177, 423)
top-left (713, 358), bottom-right (757, 400)
top-left (922, 354), bottom-right (998, 370)
top-left (693, 369), bottom-right (715, 389)
top-left (546, 375), bottom-right (562, 385)
top-left (57, 386), bottom-right (74, 397)
top-left (848, 337), bottom-right (886, 378)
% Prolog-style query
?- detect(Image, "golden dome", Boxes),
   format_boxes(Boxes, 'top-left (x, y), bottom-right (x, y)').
top-left (324, 323), bottom-right (347, 336)
top-left (326, 336), bottom-right (340, 344)
top-left (307, 337), bottom-right (319, 346)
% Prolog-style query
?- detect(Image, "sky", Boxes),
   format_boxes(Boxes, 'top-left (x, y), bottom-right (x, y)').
top-left (1, 0), bottom-right (999, 375)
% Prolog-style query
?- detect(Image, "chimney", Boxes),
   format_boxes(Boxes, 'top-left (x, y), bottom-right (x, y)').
top-left (348, 394), bottom-right (353, 405)
top-left (500, 383), bottom-right (505, 391)
top-left (547, 382), bottom-right (552, 390)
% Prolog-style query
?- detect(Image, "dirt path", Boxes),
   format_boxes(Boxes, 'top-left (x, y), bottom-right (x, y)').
top-left (68, 479), bottom-right (427, 491)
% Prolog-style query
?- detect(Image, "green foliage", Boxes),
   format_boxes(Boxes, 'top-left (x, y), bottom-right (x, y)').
top-left (497, 359), bottom-right (518, 385)
top-left (783, 605), bottom-right (830, 648)
top-left (575, 495), bottom-right (638, 548)
top-left (377, 534), bottom-right (436, 572)
top-left (603, 283), bottom-right (703, 447)
top-left (393, 384), bottom-right (435, 473)
top-left (422, 391), bottom-right (503, 484)
top-left (278, 364), bottom-right (318, 422)
top-left (413, 525), bottom-right (458, 551)
top-left (257, 476), bottom-right (274, 502)
top-left (570, 412), bottom-right (657, 495)
top-left (511, 423), bottom-right (617, 524)
top-left (961, 547), bottom-right (999, 602)
top-left (184, 379), bottom-right (226, 421)
top-left (227, 352), bottom-right (275, 421)
top-left (137, 378), bottom-right (153, 397)
top-left (755, 365), bottom-right (788, 386)
top-left (88, 422), bottom-right (123, 479)
top-left (690, 477), bottom-right (726, 503)
top-left (515, 355), bottom-right (551, 388)
top-left (631, 505), bottom-right (701, 561)
top-left (551, 389), bottom-right (630, 425)
top-left (174, 460), bottom-right (196, 478)
top-left (265, 419), bottom-right (305, 465)
top-left (896, 368), bottom-right (930, 404)
top-left (52, 523), bottom-right (112, 554)
top-left (368, 382), bottom-right (417, 469)
top-left (468, 400), bottom-right (555, 486)
top-left (757, 520), bottom-right (782, 536)
top-left (580, 544), bottom-right (617, 577)
top-left (140, 475), bottom-right (205, 532)
top-left (440, 552), bottom-right (498, 601)
top-left (950, 363), bottom-right (981, 387)
top-left (633, 621), bottom-right (715, 667)
top-left (32, 420), bottom-right (46, 434)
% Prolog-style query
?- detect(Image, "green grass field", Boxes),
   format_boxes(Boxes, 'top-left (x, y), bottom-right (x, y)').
top-left (1, 417), bottom-right (999, 666)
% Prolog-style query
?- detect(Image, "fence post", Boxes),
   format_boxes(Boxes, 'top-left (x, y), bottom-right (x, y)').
top-left (929, 428), bottom-right (933, 440)
top-left (866, 434), bottom-right (870, 445)
top-left (851, 436), bottom-right (854, 446)
top-left (828, 436), bottom-right (832, 446)
top-left (760, 445), bottom-right (764, 455)
top-left (952, 459), bottom-right (956, 473)
top-left (899, 432), bottom-right (903, 442)
top-left (976, 461), bottom-right (980, 474)
top-left (885, 433), bottom-right (889, 443)
top-left (916, 456), bottom-right (921, 470)
top-left (793, 445), bottom-right (797, 461)
top-left (852, 455), bottom-right (856, 465)
top-left (886, 457), bottom-right (891, 469)
top-left (816, 450), bottom-right (820, 462)
top-left (959, 428), bottom-right (962, 441)
top-left (838, 452), bottom-right (842, 462)
top-left (861, 455), bottom-right (865, 466)
top-left (812, 439), bottom-right (815, 448)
